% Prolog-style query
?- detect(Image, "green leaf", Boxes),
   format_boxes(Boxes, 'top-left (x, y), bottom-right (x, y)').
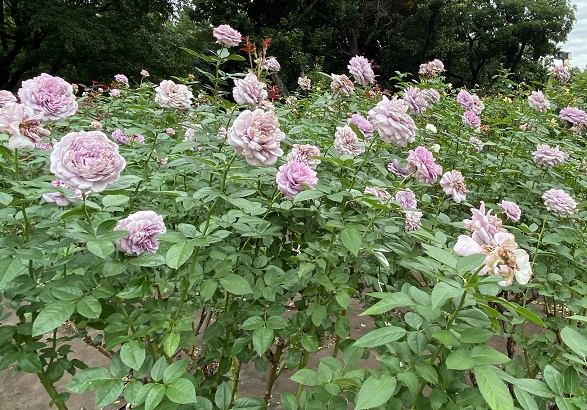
top-left (32, 300), bottom-right (76, 336)
top-left (361, 292), bottom-right (413, 315)
top-left (231, 397), bottom-right (267, 410)
top-left (470, 345), bottom-right (510, 365)
top-left (151, 357), bottom-right (167, 382)
top-left (194, 396), bottom-right (214, 410)
top-left (432, 329), bottom-right (460, 347)
top-left (293, 189), bottom-right (324, 202)
top-left (120, 340), bottom-right (146, 370)
top-left (281, 392), bottom-right (298, 410)
top-left (415, 362), bottom-right (438, 384)
top-left (18, 353), bottom-right (42, 373)
top-left (163, 359), bottom-right (188, 385)
top-left (560, 327), bottom-right (587, 358)
top-left (340, 228), bottom-right (361, 257)
top-left (76, 296), bottom-right (102, 319)
top-left (215, 381), bottom-right (232, 410)
top-left (290, 368), bottom-right (318, 386)
top-left (456, 253), bottom-right (486, 273)
top-left (130, 253), bottom-right (165, 267)
top-left (514, 386), bottom-right (538, 410)
top-left (460, 328), bottom-right (493, 343)
top-left (86, 240), bottom-right (114, 258)
top-left (166, 242), bottom-right (194, 269)
top-left (543, 365), bottom-right (563, 395)
top-left (219, 273), bottom-right (252, 295)
top-left (422, 244), bottom-right (457, 270)
top-left (446, 349), bottom-right (475, 370)
top-left (0, 257), bottom-right (25, 290)
top-left (354, 326), bottom-right (407, 347)
top-left (66, 367), bottom-right (110, 393)
top-left (431, 282), bottom-right (462, 309)
top-left (102, 194), bottom-right (130, 207)
top-left (166, 378), bottom-right (196, 404)
top-left (163, 333), bottom-right (180, 357)
top-left (95, 379), bottom-right (124, 407)
top-left (474, 364), bottom-right (514, 410)
top-left (355, 375), bottom-right (396, 410)
top-left (252, 326), bottom-right (274, 356)
top-left (0, 192), bottom-right (13, 205)
top-left (143, 384), bottom-right (166, 410)
top-left (301, 334), bottom-right (319, 353)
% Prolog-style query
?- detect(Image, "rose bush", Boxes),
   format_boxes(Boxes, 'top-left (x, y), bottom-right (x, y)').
top-left (0, 29), bottom-right (586, 410)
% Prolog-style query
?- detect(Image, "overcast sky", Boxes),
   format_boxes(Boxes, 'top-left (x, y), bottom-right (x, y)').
top-left (561, 1), bottom-right (587, 69)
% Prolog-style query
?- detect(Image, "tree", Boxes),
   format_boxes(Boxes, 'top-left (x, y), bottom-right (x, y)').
top-left (0, 0), bottom-right (179, 90)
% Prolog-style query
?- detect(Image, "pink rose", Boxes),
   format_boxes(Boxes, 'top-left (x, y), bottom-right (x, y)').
top-left (50, 130), bottom-right (126, 193)
top-left (114, 211), bottom-right (166, 256)
top-left (0, 103), bottom-right (50, 150)
top-left (276, 161), bottom-right (318, 199)
top-left (155, 80), bottom-right (193, 109)
top-left (213, 24), bottom-right (242, 48)
top-left (348, 56), bottom-right (375, 86)
top-left (233, 72), bottom-right (267, 107)
top-left (367, 96), bottom-right (417, 147)
top-left (17, 73), bottom-right (78, 122)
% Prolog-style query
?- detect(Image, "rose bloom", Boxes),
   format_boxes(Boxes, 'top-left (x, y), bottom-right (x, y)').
top-left (90, 120), bottom-right (102, 129)
top-left (348, 114), bottom-right (374, 138)
top-left (425, 124), bottom-right (437, 134)
top-left (423, 89), bottom-right (440, 104)
top-left (43, 180), bottom-right (82, 206)
top-left (532, 143), bottom-right (569, 167)
top-left (0, 90), bottom-right (17, 107)
top-left (498, 200), bottom-right (521, 222)
top-left (418, 59), bottom-right (444, 77)
top-left (388, 159), bottom-right (411, 178)
top-left (233, 71), bottom-right (267, 108)
top-left (347, 55), bottom-right (375, 86)
top-left (114, 74), bottom-right (128, 85)
top-left (166, 127), bottom-right (175, 135)
top-left (440, 170), bottom-right (468, 203)
top-left (330, 74), bottom-right (355, 96)
top-left (109, 89), bottom-right (121, 98)
top-left (395, 188), bottom-right (417, 209)
top-left (462, 110), bottom-right (481, 129)
top-left (17, 73), bottom-right (78, 121)
top-left (0, 103), bottom-right (51, 150)
top-left (334, 125), bottom-right (365, 156)
top-left (140, 69), bottom-right (150, 77)
top-left (364, 186), bottom-right (391, 202)
top-left (454, 232), bottom-right (532, 286)
top-left (276, 161), bottom-right (318, 199)
top-left (406, 146), bottom-right (443, 184)
top-left (114, 211), bottom-right (166, 256)
top-left (404, 210), bottom-right (423, 231)
top-left (559, 107), bottom-right (587, 125)
top-left (551, 65), bottom-right (570, 84)
top-left (112, 128), bottom-right (129, 144)
top-left (469, 136), bottom-right (484, 152)
top-left (298, 76), bottom-right (311, 90)
top-left (228, 108), bottom-right (284, 166)
top-left (132, 134), bottom-right (145, 144)
top-left (403, 86), bottom-right (428, 115)
top-left (367, 96), bottom-right (417, 147)
top-left (263, 57), bottom-right (281, 72)
top-left (463, 201), bottom-right (506, 246)
top-left (542, 188), bottom-right (577, 217)
top-left (50, 130), bottom-right (126, 193)
top-left (287, 144), bottom-right (321, 169)
top-left (213, 24), bottom-right (242, 48)
top-left (528, 91), bottom-right (550, 114)
top-left (155, 80), bottom-right (193, 109)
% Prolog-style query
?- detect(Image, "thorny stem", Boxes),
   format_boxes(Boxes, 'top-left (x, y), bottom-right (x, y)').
top-left (38, 372), bottom-right (68, 410)
top-left (264, 341), bottom-right (285, 404)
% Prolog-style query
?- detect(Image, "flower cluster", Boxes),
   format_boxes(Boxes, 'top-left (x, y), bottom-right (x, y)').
top-left (456, 90), bottom-right (484, 114)
top-left (227, 108), bottom-right (284, 166)
top-left (114, 211), bottom-right (167, 256)
top-left (551, 65), bottom-right (570, 84)
top-left (233, 72), bottom-right (267, 107)
top-left (367, 96), bottom-right (417, 147)
top-left (418, 59), bottom-right (444, 78)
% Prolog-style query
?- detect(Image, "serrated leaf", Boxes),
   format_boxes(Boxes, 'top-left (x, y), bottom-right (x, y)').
top-left (474, 364), bottom-right (514, 410)
top-left (431, 282), bottom-right (462, 309)
top-left (163, 333), bottom-right (180, 357)
top-left (231, 397), bottom-right (267, 410)
top-left (301, 334), bottom-right (319, 352)
top-left (560, 327), bottom-right (587, 358)
top-left (163, 359), bottom-right (188, 384)
top-left (151, 357), bottom-right (167, 382)
top-left (120, 340), bottom-right (146, 370)
top-left (446, 349), bottom-right (475, 370)
top-left (543, 365), bottom-right (563, 396)
top-left (130, 253), bottom-right (165, 267)
top-left (340, 228), bottom-right (361, 257)
top-left (166, 242), bottom-right (194, 269)
top-left (65, 367), bottom-right (110, 393)
top-left (355, 375), bottom-right (396, 410)
top-left (102, 194), bottom-right (130, 207)
top-left (470, 345), bottom-right (510, 365)
top-left (354, 326), bottom-right (407, 347)
top-left (219, 273), bottom-right (252, 295)
top-left (166, 378), bottom-right (196, 404)
top-left (456, 253), bottom-right (486, 273)
top-left (514, 386), bottom-right (538, 410)
top-left (290, 368), bottom-right (318, 386)
top-left (76, 296), bottom-right (102, 319)
top-left (460, 328), bottom-right (493, 343)
top-left (144, 384), bottom-right (166, 410)
top-left (87, 240), bottom-right (114, 258)
top-left (32, 300), bottom-right (76, 336)
top-left (415, 362), bottom-right (438, 384)
top-left (422, 244), bottom-right (457, 270)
